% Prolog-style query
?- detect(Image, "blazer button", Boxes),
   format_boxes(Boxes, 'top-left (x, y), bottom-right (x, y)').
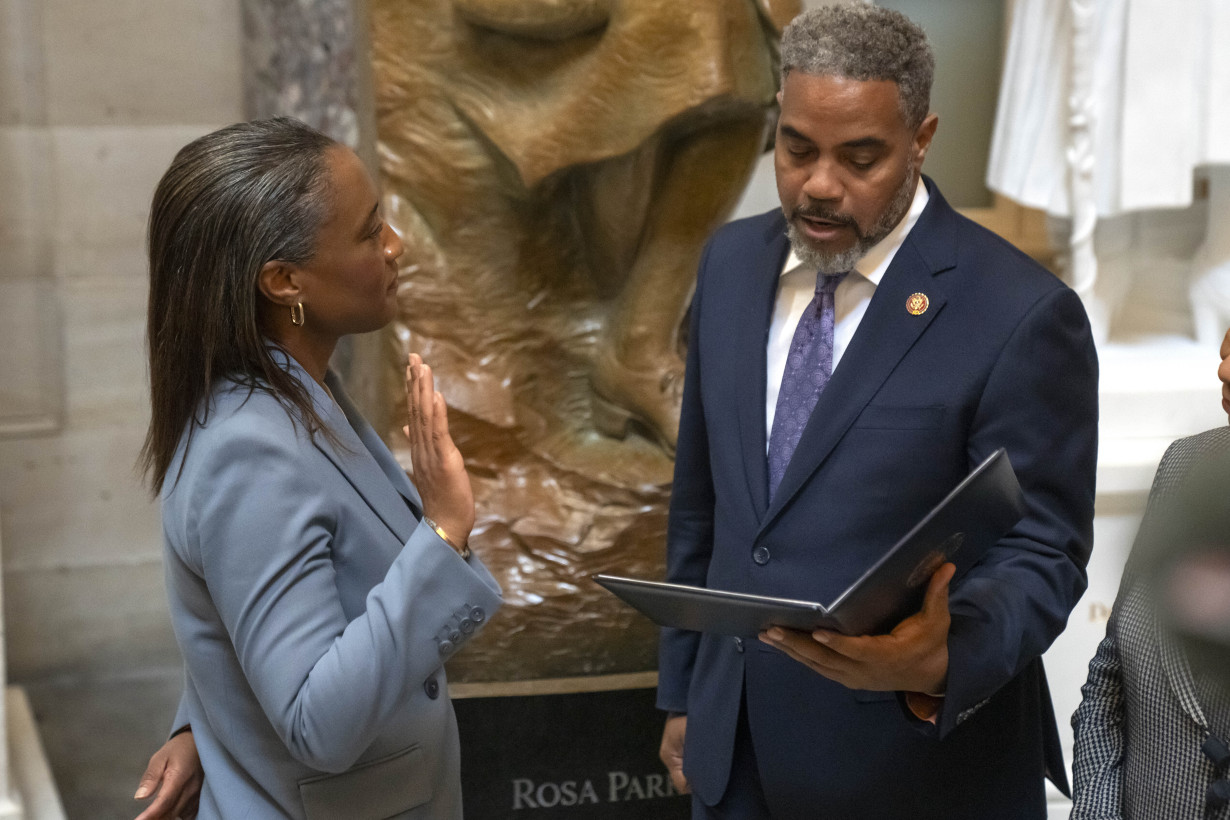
top-left (753, 546), bottom-right (771, 565)
top-left (470, 606), bottom-right (486, 624)
top-left (448, 630), bottom-right (462, 643)
top-left (438, 640), bottom-right (454, 656)
top-left (424, 677), bottom-right (440, 700)
top-left (459, 618), bottom-right (475, 634)
top-left (733, 637), bottom-right (744, 653)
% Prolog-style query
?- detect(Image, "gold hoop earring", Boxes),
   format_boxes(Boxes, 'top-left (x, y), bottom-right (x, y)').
top-left (290, 301), bottom-right (305, 327)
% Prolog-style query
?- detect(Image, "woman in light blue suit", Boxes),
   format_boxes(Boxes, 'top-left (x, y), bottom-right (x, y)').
top-left (131, 117), bottom-right (502, 819)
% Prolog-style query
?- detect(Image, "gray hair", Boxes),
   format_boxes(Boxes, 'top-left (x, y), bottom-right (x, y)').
top-left (780, 3), bottom-right (934, 129)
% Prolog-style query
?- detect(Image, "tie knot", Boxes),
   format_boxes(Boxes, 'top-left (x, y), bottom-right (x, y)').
top-left (815, 271), bottom-right (848, 297)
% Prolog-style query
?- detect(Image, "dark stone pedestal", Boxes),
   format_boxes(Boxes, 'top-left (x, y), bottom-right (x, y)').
top-left (455, 686), bottom-right (690, 819)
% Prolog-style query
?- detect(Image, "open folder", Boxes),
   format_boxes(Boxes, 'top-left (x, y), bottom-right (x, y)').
top-left (594, 448), bottom-right (1023, 637)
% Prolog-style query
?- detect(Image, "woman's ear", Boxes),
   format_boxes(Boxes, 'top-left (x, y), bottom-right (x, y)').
top-left (257, 260), bottom-right (302, 307)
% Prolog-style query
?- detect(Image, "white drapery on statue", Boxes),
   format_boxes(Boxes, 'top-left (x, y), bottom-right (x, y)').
top-left (988, 0), bottom-right (1230, 344)
top-left (988, 0), bottom-right (1230, 218)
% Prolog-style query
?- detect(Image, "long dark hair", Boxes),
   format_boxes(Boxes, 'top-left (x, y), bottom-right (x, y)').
top-left (140, 117), bottom-right (338, 493)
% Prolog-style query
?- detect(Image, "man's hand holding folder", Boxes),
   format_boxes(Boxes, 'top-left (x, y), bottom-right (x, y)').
top-left (760, 561), bottom-right (955, 724)
top-left (759, 560), bottom-right (954, 693)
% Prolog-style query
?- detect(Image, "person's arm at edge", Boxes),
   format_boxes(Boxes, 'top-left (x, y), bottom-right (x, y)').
top-left (1068, 614), bottom-right (1127, 819)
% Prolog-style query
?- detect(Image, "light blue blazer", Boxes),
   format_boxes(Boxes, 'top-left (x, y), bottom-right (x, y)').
top-left (161, 354), bottom-right (502, 819)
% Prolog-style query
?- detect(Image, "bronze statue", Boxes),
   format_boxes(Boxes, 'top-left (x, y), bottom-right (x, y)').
top-left (367, 0), bottom-right (800, 681)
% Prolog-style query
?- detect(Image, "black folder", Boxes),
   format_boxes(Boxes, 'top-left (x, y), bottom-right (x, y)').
top-left (594, 448), bottom-right (1023, 637)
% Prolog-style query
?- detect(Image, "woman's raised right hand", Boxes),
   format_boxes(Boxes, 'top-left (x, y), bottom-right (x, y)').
top-left (404, 354), bottom-right (475, 548)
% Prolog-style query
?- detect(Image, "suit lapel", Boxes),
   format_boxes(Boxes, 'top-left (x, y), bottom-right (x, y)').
top-left (300, 366), bottom-right (418, 545)
top-left (735, 215), bottom-right (793, 521)
top-left (1156, 611), bottom-right (1212, 732)
top-left (760, 181), bottom-right (957, 532)
top-left (325, 370), bottom-right (423, 514)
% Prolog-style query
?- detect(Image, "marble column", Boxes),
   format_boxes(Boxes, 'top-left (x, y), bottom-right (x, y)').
top-left (241, 0), bottom-right (368, 150)
top-left (241, 0), bottom-right (382, 414)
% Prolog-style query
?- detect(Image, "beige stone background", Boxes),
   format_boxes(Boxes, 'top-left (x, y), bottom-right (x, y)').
top-left (0, 3), bottom-right (244, 812)
top-left (0, 0), bottom-right (243, 684)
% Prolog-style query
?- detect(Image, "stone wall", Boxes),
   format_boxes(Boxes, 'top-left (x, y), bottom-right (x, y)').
top-left (0, 0), bottom-right (242, 679)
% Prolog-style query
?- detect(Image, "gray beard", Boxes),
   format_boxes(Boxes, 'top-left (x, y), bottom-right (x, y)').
top-left (785, 225), bottom-right (867, 275)
top-left (785, 166), bottom-right (918, 275)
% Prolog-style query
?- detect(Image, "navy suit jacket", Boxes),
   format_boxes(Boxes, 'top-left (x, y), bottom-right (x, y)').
top-left (657, 180), bottom-right (1098, 819)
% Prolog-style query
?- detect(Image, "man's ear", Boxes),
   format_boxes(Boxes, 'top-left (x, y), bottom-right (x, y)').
top-left (257, 260), bottom-right (302, 307)
top-left (913, 113), bottom-right (939, 165)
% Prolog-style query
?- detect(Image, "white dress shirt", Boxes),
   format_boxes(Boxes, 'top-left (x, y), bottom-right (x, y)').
top-left (766, 178), bottom-right (930, 443)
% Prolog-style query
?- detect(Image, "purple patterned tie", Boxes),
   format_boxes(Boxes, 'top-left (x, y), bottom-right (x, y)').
top-left (767, 271), bottom-right (848, 499)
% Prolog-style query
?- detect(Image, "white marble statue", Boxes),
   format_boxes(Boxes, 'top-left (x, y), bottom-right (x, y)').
top-left (987, 0), bottom-right (1230, 344)
top-left (1192, 167), bottom-right (1230, 347)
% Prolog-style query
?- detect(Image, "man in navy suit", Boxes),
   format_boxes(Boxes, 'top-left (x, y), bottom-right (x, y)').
top-left (656, 5), bottom-right (1098, 819)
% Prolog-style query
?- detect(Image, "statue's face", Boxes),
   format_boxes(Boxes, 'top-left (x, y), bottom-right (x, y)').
top-left (440, 0), bottom-right (800, 187)
top-left (372, 0), bottom-right (801, 275)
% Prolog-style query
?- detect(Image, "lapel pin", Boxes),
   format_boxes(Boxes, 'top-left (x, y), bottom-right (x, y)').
top-left (905, 292), bottom-right (929, 316)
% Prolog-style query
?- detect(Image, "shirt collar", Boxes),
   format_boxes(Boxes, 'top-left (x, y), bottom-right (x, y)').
top-left (780, 177), bottom-right (929, 285)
